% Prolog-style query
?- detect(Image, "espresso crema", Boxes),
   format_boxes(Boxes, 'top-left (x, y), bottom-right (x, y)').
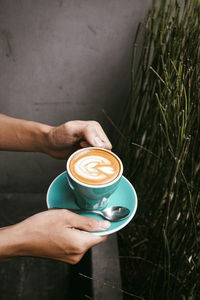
top-left (69, 148), bottom-right (121, 185)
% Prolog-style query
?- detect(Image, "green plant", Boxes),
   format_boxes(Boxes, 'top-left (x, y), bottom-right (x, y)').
top-left (116, 0), bottom-right (200, 299)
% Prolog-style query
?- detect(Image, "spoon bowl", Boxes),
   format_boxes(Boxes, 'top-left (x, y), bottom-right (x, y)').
top-left (92, 206), bottom-right (130, 221)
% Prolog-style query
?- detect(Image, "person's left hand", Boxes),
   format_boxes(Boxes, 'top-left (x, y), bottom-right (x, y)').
top-left (45, 120), bottom-right (112, 159)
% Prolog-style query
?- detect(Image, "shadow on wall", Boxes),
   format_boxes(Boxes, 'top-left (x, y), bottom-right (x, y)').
top-left (0, 0), bottom-right (152, 191)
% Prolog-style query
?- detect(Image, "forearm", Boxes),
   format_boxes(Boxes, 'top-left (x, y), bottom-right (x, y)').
top-left (0, 224), bottom-right (23, 261)
top-left (0, 114), bottom-right (53, 152)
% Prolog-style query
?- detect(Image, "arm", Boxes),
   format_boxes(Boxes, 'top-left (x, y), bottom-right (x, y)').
top-left (0, 113), bottom-right (112, 263)
top-left (0, 114), bottom-right (112, 158)
top-left (0, 113), bottom-right (51, 152)
top-left (0, 209), bottom-right (110, 264)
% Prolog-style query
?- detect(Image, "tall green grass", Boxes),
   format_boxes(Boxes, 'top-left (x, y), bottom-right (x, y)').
top-left (116, 0), bottom-right (200, 299)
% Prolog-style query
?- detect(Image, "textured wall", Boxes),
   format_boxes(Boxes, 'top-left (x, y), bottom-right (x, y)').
top-left (0, 0), bottom-right (152, 193)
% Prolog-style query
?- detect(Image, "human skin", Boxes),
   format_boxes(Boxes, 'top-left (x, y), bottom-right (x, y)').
top-left (0, 114), bottom-right (112, 264)
top-left (0, 114), bottom-right (112, 157)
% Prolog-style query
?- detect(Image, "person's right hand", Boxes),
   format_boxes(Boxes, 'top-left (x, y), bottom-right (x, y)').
top-left (5, 209), bottom-right (110, 264)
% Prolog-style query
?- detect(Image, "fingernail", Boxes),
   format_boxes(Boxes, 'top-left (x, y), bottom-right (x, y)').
top-left (98, 220), bottom-right (111, 230)
top-left (94, 136), bottom-right (103, 146)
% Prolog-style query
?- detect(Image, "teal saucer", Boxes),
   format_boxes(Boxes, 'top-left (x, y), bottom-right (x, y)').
top-left (46, 172), bottom-right (138, 235)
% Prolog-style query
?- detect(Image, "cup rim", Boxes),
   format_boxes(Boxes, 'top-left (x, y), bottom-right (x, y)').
top-left (66, 147), bottom-right (123, 188)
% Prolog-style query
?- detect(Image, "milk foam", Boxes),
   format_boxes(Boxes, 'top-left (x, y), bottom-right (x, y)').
top-left (74, 155), bottom-right (115, 181)
top-left (69, 148), bottom-right (121, 185)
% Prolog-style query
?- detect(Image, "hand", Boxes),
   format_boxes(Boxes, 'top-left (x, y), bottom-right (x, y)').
top-left (0, 114), bottom-right (112, 157)
top-left (45, 120), bottom-right (112, 159)
top-left (9, 209), bottom-right (110, 264)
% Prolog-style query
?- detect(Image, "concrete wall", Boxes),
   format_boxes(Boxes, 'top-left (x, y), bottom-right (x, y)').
top-left (0, 0), bottom-right (152, 193)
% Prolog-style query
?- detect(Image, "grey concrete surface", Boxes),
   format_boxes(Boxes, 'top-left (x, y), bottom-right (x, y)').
top-left (92, 233), bottom-right (123, 300)
top-left (0, 0), bottom-right (152, 193)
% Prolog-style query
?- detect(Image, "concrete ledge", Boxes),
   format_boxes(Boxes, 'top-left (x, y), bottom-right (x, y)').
top-left (92, 233), bottom-right (123, 300)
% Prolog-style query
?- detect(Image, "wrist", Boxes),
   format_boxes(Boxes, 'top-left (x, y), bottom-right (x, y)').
top-left (35, 122), bottom-right (54, 154)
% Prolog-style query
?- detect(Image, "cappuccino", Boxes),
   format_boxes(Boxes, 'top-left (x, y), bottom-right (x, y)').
top-left (68, 148), bottom-right (121, 186)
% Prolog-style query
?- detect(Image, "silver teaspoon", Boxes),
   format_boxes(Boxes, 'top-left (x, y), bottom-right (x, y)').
top-left (50, 206), bottom-right (130, 222)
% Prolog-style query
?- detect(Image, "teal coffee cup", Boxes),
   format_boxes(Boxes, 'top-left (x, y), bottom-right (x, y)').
top-left (66, 147), bottom-right (123, 210)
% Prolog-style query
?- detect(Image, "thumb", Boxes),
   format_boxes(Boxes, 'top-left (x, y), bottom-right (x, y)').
top-left (65, 210), bottom-right (111, 232)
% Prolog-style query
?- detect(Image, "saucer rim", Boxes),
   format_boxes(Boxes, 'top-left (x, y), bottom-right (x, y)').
top-left (46, 171), bottom-right (138, 236)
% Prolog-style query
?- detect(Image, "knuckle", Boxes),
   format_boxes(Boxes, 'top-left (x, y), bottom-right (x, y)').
top-left (69, 255), bottom-right (83, 265)
top-left (92, 120), bottom-right (99, 125)
top-left (62, 244), bottom-right (85, 264)
top-left (63, 121), bottom-right (71, 131)
top-left (75, 243), bottom-right (86, 255)
top-left (68, 240), bottom-right (86, 255)
top-left (88, 120), bottom-right (99, 128)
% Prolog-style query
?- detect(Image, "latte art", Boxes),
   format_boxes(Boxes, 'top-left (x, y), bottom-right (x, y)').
top-left (74, 156), bottom-right (115, 180)
top-left (69, 148), bottom-right (121, 185)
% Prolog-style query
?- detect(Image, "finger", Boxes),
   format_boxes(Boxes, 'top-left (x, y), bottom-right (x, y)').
top-left (71, 228), bottom-right (108, 250)
top-left (83, 122), bottom-right (112, 150)
top-left (64, 230), bottom-right (107, 264)
top-left (64, 210), bottom-right (111, 232)
top-left (78, 230), bottom-right (108, 249)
